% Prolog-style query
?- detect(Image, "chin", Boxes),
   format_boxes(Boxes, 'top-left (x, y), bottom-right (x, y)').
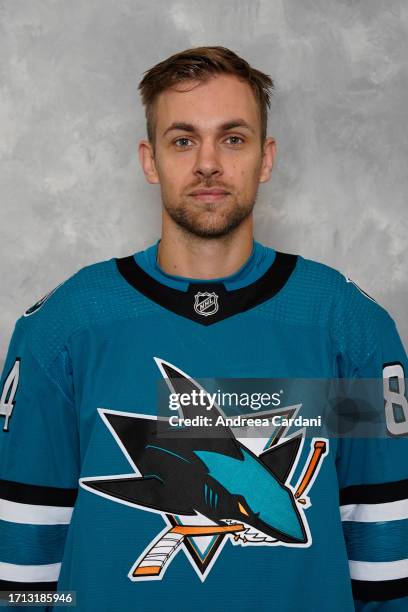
top-left (165, 200), bottom-right (253, 238)
top-left (184, 219), bottom-right (246, 239)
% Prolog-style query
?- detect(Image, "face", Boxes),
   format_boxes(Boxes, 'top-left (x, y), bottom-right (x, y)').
top-left (139, 73), bottom-right (275, 239)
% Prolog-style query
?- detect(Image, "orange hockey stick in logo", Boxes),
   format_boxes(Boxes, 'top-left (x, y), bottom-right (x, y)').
top-left (295, 440), bottom-right (327, 504)
top-left (132, 523), bottom-right (245, 578)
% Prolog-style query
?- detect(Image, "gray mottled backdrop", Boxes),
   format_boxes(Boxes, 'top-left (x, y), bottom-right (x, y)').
top-left (1, 0), bottom-right (407, 364)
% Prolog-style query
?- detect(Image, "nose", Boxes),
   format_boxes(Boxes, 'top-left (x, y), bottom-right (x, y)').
top-left (193, 140), bottom-right (223, 180)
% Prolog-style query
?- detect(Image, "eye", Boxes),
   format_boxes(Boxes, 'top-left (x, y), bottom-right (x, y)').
top-left (238, 501), bottom-right (249, 516)
top-left (174, 137), bottom-right (194, 148)
top-left (225, 135), bottom-right (244, 145)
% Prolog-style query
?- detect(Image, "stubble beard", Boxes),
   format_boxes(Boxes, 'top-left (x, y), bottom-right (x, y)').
top-left (162, 194), bottom-right (257, 239)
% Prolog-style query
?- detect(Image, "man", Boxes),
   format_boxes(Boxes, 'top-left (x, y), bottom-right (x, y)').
top-left (0, 46), bottom-right (407, 611)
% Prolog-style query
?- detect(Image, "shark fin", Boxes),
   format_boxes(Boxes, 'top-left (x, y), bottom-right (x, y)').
top-left (157, 359), bottom-right (226, 420)
top-left (81, 475), bottom-right (196, 515)
top-left (158, 361), bottom-right (206, 411)
top-left (259, 435), bottom-right (302, 483)
top-left (156, 359), bottom-right (240, 445)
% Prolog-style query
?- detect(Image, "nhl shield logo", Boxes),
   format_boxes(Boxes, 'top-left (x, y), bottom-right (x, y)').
top-left (194, 292), bottom-right (219, 317)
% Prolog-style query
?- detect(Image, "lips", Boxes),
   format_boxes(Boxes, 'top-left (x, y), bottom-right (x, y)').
top-left (190, 189), bottom-right (228, 195)
top-left (189, 188), bottom-right (230, 200)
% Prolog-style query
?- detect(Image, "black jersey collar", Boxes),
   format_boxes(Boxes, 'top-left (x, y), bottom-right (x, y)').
top-left (116, 252), bottom-right (297, 326)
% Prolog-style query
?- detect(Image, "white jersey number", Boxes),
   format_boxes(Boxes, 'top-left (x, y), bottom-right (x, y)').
top-left (0, 358), bottom-right (20, 431)
top-left (383, 363), bottom-right (408, 436)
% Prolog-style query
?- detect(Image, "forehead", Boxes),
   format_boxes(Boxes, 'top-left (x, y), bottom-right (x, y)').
top-left (154, 74), bottom-right (260, 132)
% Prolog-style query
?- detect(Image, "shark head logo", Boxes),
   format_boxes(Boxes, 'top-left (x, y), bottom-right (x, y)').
top-left (80, 358), bottom-right (328, 581)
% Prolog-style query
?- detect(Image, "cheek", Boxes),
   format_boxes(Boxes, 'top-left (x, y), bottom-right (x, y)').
top-left (232, 164), bottom-right (261, 187)
top-left (226, 152), bottom-right (262, 180)
top-left (157, 160), bottom-right (190, 191)
top-left (157, 155), bottom-right (193, 178)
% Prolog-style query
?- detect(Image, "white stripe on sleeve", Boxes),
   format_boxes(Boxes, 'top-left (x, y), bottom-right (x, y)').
top-left (0, 498), bottom-right (73, 525)
top-left (349, 559), bottom-right (408, 582)
top-left (0, 561), bottom-right (61, 582)
top-left (340, 498), bottom-right (408, 523)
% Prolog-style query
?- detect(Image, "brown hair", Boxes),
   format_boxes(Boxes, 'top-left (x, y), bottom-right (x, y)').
top-left (138, 46), bottom-right (274, 150)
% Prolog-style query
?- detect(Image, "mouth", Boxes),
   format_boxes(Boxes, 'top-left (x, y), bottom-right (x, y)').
top-left (222, 519), bottom-right (278, 544)
top-left (189, 189), bottom-right (230, 202)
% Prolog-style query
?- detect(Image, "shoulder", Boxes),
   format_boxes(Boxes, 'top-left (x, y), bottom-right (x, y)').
top-left (273, 251), bottom-right (394, 351)
top-left (293, 253), bottom-right (390, 322)
top-left (22, 257), bottom-right (118, 318)
top-left (292, 254), bottom-right (395, 365)
top-left (14, 256), bottom-right (125, 366)
top-left (21, 256), bottom-right (119, 321)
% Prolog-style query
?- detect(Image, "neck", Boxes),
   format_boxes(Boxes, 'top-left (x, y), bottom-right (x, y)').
top-left (157, 218), bottom-right (254, 280)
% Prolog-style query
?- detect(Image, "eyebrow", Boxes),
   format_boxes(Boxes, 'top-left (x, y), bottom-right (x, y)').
top-left (162, 119), bottom-right (255, 137)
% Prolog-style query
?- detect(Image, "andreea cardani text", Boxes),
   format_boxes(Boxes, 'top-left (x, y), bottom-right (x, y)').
top-left (168, 415), bottom-right (322, 428)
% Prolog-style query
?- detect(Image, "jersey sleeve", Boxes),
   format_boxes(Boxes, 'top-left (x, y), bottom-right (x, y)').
top-left (334, 284), bottom-right (408, 610)
top-left (0, 306), bottom-right (80, 597)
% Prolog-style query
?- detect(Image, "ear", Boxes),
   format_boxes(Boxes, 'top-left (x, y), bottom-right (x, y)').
top-left (138, 139), bottom-right (159, 184)
top-left (259, 137), bottom-right (276, 184)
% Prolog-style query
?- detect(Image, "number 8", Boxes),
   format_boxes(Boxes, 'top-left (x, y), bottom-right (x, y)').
top-left (383, 363), bottom-right (408, 436)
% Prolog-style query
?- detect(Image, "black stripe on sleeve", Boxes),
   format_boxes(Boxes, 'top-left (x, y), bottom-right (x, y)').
top-left (352, 577), bottom-right (408, 601)
top-left (0, 579), bottom-right (57, 593)
top-left (0, 478), bottom-right (78, 507)
top-left (340, 478), bottom-right (408, 506)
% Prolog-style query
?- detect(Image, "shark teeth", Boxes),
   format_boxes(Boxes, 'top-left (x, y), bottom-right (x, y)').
top-left (222, 519), bottom-right (277, 543)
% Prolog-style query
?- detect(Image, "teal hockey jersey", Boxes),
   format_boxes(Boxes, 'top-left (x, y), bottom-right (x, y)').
top-left (0, 241), bottom-right (407, 611)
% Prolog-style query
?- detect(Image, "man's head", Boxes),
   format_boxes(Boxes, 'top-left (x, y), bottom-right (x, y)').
top-left (138, 46), bottom-right (276, 239)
